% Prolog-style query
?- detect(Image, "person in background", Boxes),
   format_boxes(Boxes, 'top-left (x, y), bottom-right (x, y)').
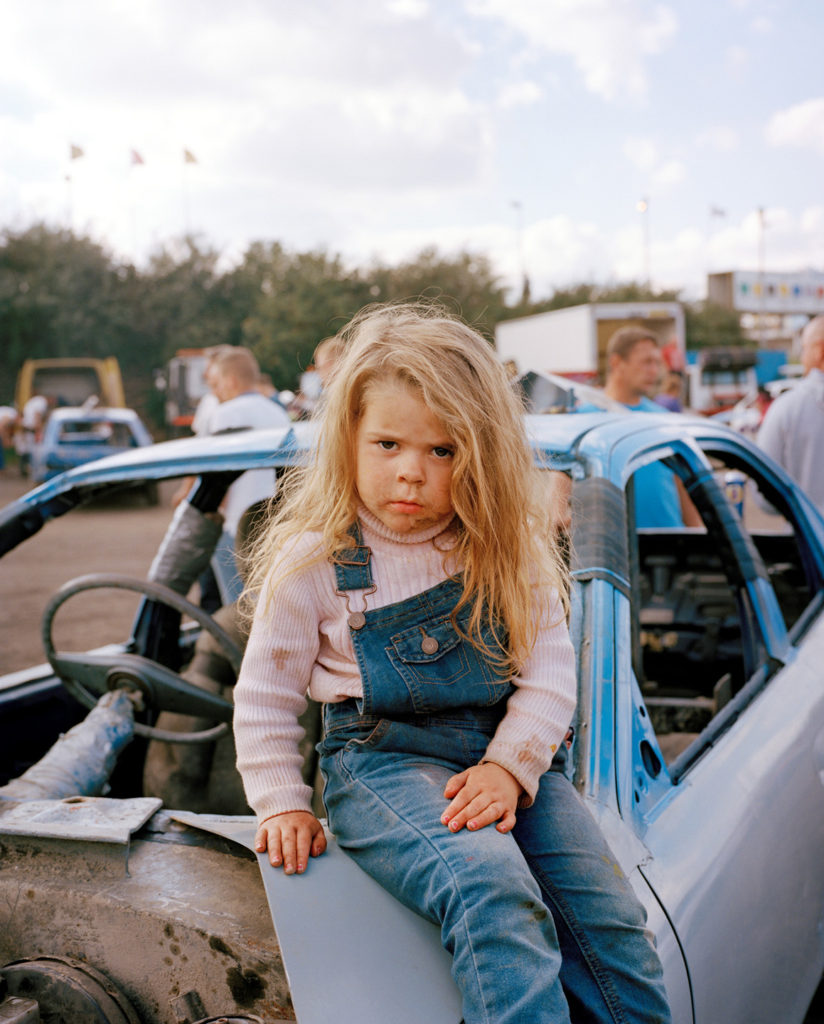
top-left (209, 346), bottom-right (291, 539)
top-left (757, 314), bottom-right (824, 513)
top-left (16, 393), bottom-right (52, 476)
top-left (313, 334), bottom-right (344, 389)
top-left (586, 327), bottom-right (701, 528)
top-left (290, 335), bottom-right (346, 418)
top-left (0, 406), bottom-right (18, 471)
top-left (291, 363), bottom-right (322, 420)
top-left (171, 345), bottom-right (233, 512)
top-left (256, 372), bottom-right (292, 413)
top-left (192, 345), bottom-right (232, 437)
top-left (655, 369), bottom-right (684, 412)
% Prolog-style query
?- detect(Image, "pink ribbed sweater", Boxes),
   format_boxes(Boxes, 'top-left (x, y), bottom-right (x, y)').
top-left (233, 509), bottom-right (577, 822)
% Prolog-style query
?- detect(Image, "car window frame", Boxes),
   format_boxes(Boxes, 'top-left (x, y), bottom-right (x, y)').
top-left (609, 434), bottom-right (802, 828)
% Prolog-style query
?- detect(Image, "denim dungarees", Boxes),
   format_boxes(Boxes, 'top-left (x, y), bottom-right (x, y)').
top-left (320, 520), bottom-right (525, 767)
top-left (318, 521), bottom-right (671, 1024)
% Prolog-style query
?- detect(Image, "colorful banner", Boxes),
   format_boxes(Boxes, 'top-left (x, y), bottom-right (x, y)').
top-left (731, 270), bottom-right (824, 314)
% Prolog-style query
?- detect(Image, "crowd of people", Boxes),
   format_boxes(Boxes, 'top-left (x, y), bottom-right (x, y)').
top-left (590, 315), bottom-right (824, 521)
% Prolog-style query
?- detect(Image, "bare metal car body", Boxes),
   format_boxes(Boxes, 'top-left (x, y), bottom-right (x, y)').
top-left (1, 413), bottom-right (824, 1022)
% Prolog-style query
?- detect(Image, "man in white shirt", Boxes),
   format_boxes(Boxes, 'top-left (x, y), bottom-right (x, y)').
top-left (757, 315), bottom-right (824, 513)
top-left (16, 394), bottom-right (51, 474)
top-left (191, 349), bottom-right (228, 437)
top-left (209, 347), bottom-right (291, 537)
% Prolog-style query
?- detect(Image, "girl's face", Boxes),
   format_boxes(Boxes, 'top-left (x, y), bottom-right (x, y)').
top-left (354, 380), bottom-right (455, 534)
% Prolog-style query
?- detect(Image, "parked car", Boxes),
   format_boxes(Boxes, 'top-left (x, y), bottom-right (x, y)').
top-left (29, 405), bottom-right (157, 501)
top-left (715, 376), bottom-right (802, 439)
top-left (1, 414), bottom-right (824, 1023)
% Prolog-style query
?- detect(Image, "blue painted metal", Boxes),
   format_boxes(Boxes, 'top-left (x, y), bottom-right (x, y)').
top-left (171, 812), bottom-right (463, 1024)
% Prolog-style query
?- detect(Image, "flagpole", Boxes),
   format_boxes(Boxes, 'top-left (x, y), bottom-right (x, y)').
top-left (67, 144), bottom-right (84, 232)
top-left (183, 162), bottom-right (190, 238)
top-left (129, 149), bottom-right (145, 265)
top-left (182, 149), bottom-right (197, 239)
top-left (706, 205), bottom-right (726, 297)
top-left (510, 200), bottom-right (528, 303)
top-left (757, 207), bottom-right (766, 345)
top-left (637, 198), bottom-right (650, 291)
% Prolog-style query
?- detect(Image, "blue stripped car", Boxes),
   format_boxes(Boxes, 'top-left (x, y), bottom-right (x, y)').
top-left (0, 412), bottom-right (823, 1024)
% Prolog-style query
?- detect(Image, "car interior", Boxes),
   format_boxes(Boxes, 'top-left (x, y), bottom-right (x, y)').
top-left (630, 446), bottom-right (824, 771)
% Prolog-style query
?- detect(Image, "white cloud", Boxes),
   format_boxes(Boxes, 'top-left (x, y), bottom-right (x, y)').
top-left (623, 137), bottom-right (659, 172)
top-left (653, 159), bottom-right (686, 186)
top-left (800, 206), bottom-right (824, 235)
top-left (386, 0), bottom-right (430, 17)
top-left (622, 138), bottom-right (685, 188)
top-left (766, 98), bottom-right (824, 155)
top-left (725, 44), bottom-right (750, 73)
top-left (466, 0), bottom-right (678, 102)
top-left (497, 81), bottom-right (543, 109)
top-left (704, 206), bottom-right (824, 280)
top-left (695, 125), bottom-right (739, 152)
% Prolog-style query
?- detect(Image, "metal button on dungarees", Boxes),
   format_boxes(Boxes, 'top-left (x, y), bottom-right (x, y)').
top-left (421, 634), bottom-right (439, 655)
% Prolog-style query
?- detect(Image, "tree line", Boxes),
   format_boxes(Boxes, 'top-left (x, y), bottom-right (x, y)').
top-left (0, 223), bottom-right (746, 430)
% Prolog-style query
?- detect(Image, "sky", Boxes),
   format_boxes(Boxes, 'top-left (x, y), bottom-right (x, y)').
top-left (2, 0), bottom-right (823, 301)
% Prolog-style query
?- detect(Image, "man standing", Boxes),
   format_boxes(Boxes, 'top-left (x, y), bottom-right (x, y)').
top-left (599, 326), bottom-right (700, 528)
top-left (16, 393), bottom-right (50, 476)
top-left (757, 315), bottom-right (824, 512)
top-left (209, 347), bottom-right (291, 538)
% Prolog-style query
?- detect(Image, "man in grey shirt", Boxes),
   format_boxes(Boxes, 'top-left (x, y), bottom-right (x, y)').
top-left (757, 315), bottom-right (824, 512)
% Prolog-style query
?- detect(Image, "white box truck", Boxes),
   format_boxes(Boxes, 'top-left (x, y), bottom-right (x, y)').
top-left (494, 302), bottom-right (686, 384)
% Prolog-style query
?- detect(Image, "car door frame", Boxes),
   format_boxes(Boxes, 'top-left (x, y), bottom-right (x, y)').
top-left (600, 426), bottom-right (824, 1023)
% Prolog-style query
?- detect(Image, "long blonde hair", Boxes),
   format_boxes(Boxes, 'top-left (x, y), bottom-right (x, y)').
top-left (243, 302), bottom-right (568, 672)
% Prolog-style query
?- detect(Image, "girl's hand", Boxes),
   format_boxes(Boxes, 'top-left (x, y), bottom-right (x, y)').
top-left (255, 811), bottom-right (327, 874)
top-left (441, 762), bottom-right (523, 835)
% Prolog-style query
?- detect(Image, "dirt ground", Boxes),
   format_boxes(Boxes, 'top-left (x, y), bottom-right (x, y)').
top-left (0, 469), bottom-right (179, 675)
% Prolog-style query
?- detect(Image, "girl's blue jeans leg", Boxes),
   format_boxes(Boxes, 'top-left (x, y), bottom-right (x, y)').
top-left (514, 771), bottom-right (672, 1024)
top-left (323, 745), bottom-right (572, 1024)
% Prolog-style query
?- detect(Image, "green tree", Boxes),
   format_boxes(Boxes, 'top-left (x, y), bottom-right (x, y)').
top-left (365, 247), bottom-right (510, 340)
top-left (498, 280), bottom-right (681, 323)
top-left (239, 244), bottom-right (371, 390)
top-left (0, 224), bottom-right (128, 400)
top-left (684, 301), bottom-right (749, 350)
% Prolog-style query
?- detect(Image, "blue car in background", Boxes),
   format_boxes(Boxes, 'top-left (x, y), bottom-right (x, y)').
top-left (1, 413), bottom-right (824, 1023)
top-left (30, 405), bottom-right (155, 493)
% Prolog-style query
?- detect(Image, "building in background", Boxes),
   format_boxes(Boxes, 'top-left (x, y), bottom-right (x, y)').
top-left (708, 270), bottom-right (824, 352)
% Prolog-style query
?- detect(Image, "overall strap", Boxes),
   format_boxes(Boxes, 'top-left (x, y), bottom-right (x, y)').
top-left (332, 520), bottom-right (374, 592)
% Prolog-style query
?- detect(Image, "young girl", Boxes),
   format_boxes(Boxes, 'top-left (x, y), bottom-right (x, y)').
top-left (233, 304), bottom-right (671, 1024)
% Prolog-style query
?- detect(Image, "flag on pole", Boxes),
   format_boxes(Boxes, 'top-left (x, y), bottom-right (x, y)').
top-left (183, 148), bottom-right (197, 164)
top-left (130, 149), bottom-right (145, 166)
top-left (70, 144), bottom-right (84, 160)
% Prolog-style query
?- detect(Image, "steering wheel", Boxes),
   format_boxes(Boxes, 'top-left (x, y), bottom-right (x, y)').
top-left (42, 573), bottom-right (243, 743)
